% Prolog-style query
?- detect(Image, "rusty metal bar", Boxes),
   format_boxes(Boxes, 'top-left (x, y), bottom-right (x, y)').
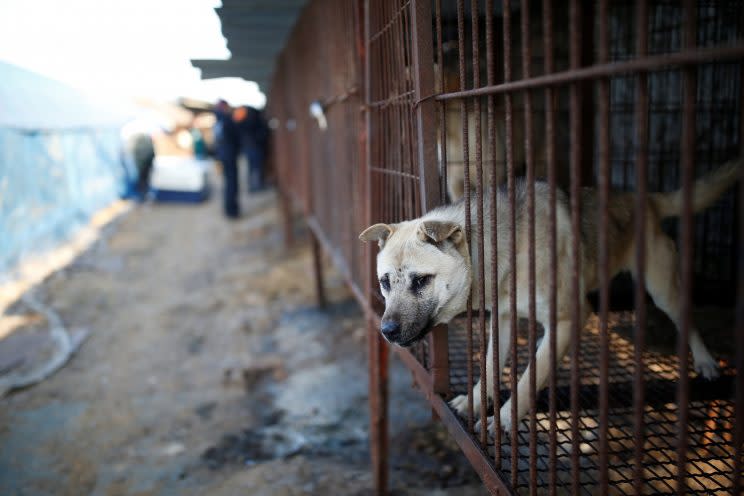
top-left (435, 0), bottom-right (447, 205)
top-left (520, 0), bottom-right (538, 493)
top-left (542, 1), bottom-right (558, 493)
top-left (634, 2), bottom-right (649, 494)
top-left (677, 2), bottom-right (697, 493)
top-left (411, 0), bottom-right (438, 212)
top-left (364, 3), bottom-right (388, 495)
top-left (503, 0), bottom-right (520, 488)
top-left (280, 175), bottom-right (295, 249)
top-left (411, 0), bottom-right (448, 397)
top-left (597, 0), bottom-right (610, 494)
top-left (580, 2), bottom-right (595, 188)
top-left (429, 324), bottom-right (449, 395)
top-left (569, 0), bottom-right (582, 493)
top-left (735, 67), bottom-right (744, 494)
top-left (456, 0), bottom-right (475, 434)
top-left (469, 0), bottom-right (488, 451)
top-left (434, 43), bottom-right (744, 101)
top-left (485, 0), bottom-right (502, 469)
top-left (401, 3), bottom-right (415, 221)
top-left (311, 233), bottom-right (327, 308)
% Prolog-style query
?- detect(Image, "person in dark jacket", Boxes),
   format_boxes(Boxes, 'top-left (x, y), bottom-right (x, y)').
top-left (130, 133), bottom-right (155, 200)
top-left (213, 100), bottom-right (241, 218)
top-left (234, 105), bottom-right (269, 193)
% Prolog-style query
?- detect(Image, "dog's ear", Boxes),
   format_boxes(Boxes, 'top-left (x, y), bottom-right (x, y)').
top-left (359, 223), bottom-right (395, 249)
top-left (417, 220), bottom-right (463, 246)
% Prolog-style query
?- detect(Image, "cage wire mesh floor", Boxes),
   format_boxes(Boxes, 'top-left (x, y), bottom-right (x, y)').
top-left (442, 311), bottom-right (738, 494)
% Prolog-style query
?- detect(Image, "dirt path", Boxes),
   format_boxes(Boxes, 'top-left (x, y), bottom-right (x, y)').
top-left (0, 186), bottom-right (486, 496)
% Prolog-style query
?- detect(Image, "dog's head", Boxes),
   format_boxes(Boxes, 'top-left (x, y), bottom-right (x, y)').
top-left (359, 219), bottom-right (471, 347)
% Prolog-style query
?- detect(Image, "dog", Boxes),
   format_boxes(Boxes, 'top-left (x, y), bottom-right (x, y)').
top-left (436, 59), bottom-right (550, 202)
top-left (360, 157), bottom-right (741, 435)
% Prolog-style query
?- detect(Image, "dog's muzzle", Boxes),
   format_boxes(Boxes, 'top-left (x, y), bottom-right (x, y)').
top-left (380, 319), bottom-right (433, 347)
top-left (380, 320), bottom-right (401, 342)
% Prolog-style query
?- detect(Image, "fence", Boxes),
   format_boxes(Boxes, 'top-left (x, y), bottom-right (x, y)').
top-left (268, 1), bottom-right (744, 494)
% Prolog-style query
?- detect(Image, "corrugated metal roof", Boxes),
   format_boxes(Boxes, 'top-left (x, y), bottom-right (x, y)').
top-left (191, 0), bottom-right (308, 91)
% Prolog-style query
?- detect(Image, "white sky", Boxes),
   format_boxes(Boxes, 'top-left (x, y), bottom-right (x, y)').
top-left (0, 0), bottom-right (266, 108)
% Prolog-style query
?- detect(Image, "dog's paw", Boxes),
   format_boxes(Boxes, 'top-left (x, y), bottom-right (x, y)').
top-left (474, 415), bottom-right (491, 434)
top-left (694, 358), bottom-right (720, 380)
top-left (449, 390), bottom-right (483, 418)
top-left (449, 394), bottom-right (469, 416)
top-left (473, 410), bottom-right (513, 437)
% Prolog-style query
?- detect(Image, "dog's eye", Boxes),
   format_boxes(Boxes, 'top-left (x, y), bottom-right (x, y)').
top-left (380, 274), bottom-right (390, 291)
top-left (410, 274), bottom-right (433, 293)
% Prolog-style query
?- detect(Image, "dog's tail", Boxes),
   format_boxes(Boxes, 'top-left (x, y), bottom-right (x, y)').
top-left (651, 157), bottom-right (742, 219)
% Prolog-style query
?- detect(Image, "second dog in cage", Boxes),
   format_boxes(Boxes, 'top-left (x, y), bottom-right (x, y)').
top-left (360, 157), bottom-right (741, 434)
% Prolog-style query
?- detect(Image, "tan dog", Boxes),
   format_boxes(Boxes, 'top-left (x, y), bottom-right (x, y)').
top-left (360, 157), bottom-right (740, 434)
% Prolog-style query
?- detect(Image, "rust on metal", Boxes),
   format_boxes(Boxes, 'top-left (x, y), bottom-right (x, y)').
top-left (484, 0), bottom-right (502, 469)
top-left (677, 2), bottom-right (697, 493)
top-left (633, 2), bottom-right (649, 493)
top-left (541, 2), bottom-right (558, 494)
top-left (569, 0), bottom-right (583, 492)
top-left (502, 1), bottom-right (520, 488)
top-left (469, 0), bottom-right (488, 451)
top-left (597, 1), bottom-right (611, 494)
top-left (435, 44), bottom-right (744, 101)
top-left (519, 0), bottom-right (538, 493)
top-left (455, 0), bottom-right (475, 435)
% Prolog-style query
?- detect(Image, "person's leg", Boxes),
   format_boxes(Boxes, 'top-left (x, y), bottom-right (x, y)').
top-left (139, 154), bottom-right (154, 197)
top-left (136, 153), bottom-right (154, 199)
top-left (247, 147), bottom-right (265, 192)
top-left (222, 154), bottom-right (240, 218)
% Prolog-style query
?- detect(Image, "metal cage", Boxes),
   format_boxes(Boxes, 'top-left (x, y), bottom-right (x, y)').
top-left (269, 0), bottom-right (744, 494)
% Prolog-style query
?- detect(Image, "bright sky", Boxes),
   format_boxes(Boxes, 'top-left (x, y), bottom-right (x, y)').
top-left (0, 0), bottom-right (266, 108)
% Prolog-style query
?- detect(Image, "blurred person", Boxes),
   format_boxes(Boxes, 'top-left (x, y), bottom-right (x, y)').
top-left (213, 99), bottom-right (241, 218)
top-left (130, 132), bottom-right (155, 200)
top-left (191, 128), bottom-right (208, 159)
top-left (234, 105), bottom-right (269, 193)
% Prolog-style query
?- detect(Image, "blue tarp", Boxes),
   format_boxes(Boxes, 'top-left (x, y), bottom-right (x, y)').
top-left (0, 62), bottom-right (132, 275)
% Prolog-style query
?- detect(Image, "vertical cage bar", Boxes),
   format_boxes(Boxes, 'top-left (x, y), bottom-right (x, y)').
top-left (456, 0), bottom-right (475, 433)
top-left (597, 0), bottom-right (610, 493)
top-left (411, 0), bottom-right (449, 396)
top-left (412, 0), bottom-right (438, 215)
top-left (364, 2), bottom-right (388, 495)
top-left (502, 0), bottom-right (520, 487)
top-left (519, 0), bottom-right (538, 493)
top-left (735, 45), bottom-right (744, 496)
top-left (677, 1), bottom-right (696, 493)
top-left (633, 1), bottom-right (649, 494)
top-left (735, 81), bottom-right (744, 494)
top-left (580, 3), bottom-right (596, 188)
top-left (485, 0), bottom-right (502, 462)
top-left (470, 0), bottom-right (488, 450)
top-left (311, 234), bottom-right (327, 308)
top-left (435, 0), bottom-right (447, 205)
top-left (542, 1), bottom-right (558, 493)
top-left (568, 0), bottom-right (582, 493)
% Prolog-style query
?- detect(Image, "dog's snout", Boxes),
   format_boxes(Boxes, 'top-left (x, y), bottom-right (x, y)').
top-left (380, 320), bottom-right (401, 341)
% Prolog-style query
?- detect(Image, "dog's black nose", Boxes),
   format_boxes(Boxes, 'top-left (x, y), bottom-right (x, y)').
top-left (380, 320), bottom-right (401, 341)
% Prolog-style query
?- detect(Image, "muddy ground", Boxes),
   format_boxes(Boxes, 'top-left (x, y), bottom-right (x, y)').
top-left (0, 186), bottom-right (488, 496)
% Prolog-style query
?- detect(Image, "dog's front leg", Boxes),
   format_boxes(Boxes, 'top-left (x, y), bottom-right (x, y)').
top-left (450, 313), bottom-right (510, 420)
top-left (485, 317), bottom-right (572, 436)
